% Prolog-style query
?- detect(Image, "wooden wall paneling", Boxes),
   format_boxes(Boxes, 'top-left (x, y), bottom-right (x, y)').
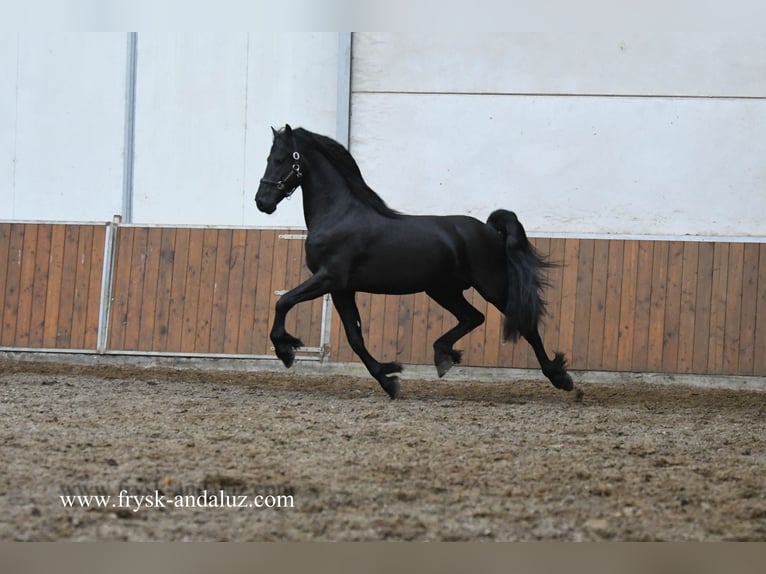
top-left (42, 226), bottom-right (67, 348)
top-left (14, 224), bottom-right (39, 347)
top-left (84, 225), bottom-right (106, 350)
top-left (28, 225), bottom-right (53, 347)
top-left (616, 240), bottom-right (639, 370)
top-left (660, 241), bottom-right (684, 372)
top-left (193, 228), bottom-right (219, 353)
top-left (676, 241), bottom-right (699, 372)
top-left (165, 228), bottom-right (191, 353)
top-left (692, 242), bottom-right (715, 373)
top-left (152, 228), bottom-right (178, 352)
top-left (135, 227), bottom-right (162, 351)
top-left (722, 243), bottom-right (745, 374)
top-left (68, 224), bottom-right (93, 349)
top-left (556, 238), bottom-right (580, 369)
top-left (179, 229), bottom-right (205, 353)
top-left (54, 225), bottom-right (83, 349)
top-left (586, 239), bottom-right (610, 370)
top-left (707, 243), bottom-right (730, 373)
top-left (600, 240), bottom-right (625, 370)
top-left (631, 240), bottom-right (654, 371)
top-left (234, 229), bottom-right (257, 355)
top-left (2, 225), bottom-right (25, 347)
top-left (208, 228), bottom-right (233, 354)
top-left (737, 243), bottom-right (760, 374)
top-left (571, 239), bottom-right (594, 369)
top-left (646, 241), bottom-right (669, 371)
top-left (395, 293), bottom-right (415, 364)
top-left (222, 229), bottom-right (247, 354)
top-left (753, 244), bottom-right (766, 375)
top-left (0, 225), bottom-right (11, 340)
top-left (252, 230), bottom-right (276, 356)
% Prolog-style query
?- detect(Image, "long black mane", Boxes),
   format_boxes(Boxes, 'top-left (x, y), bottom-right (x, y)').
top-left (297, 128), bottom-right (403, 219)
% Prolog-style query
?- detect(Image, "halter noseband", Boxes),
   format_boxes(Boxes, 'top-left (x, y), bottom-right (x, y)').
top-left (259, 134), bottom-right (303, 199)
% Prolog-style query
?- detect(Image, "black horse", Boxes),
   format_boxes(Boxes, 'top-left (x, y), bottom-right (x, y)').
top-left (255, 125), bottom-right (573, 399)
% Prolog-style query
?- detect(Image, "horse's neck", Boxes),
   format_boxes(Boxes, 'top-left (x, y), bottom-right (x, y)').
top-left (301, 153), bottom-right (358, 229)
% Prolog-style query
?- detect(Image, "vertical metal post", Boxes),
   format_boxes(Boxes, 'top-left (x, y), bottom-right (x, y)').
top-left (122, 32), bottom-right (138, 223)
top-left (96, 215), bottom-right (121, 353)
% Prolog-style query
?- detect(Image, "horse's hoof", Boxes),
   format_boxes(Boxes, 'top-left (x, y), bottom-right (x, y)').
top-left (551, 372), bottom-right (574, 391)
top-left (435, 349), bottom-right (462, 378)
top-left (274, 336), bottom-right (303, 368)
top-left (382, 375), bottom-right (400, 400)
top-left (378, 362), bottom-right (403, 399)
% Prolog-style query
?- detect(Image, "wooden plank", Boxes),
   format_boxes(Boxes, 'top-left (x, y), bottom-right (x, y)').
top-left (631, 240), bottom-right (654, 371)
top-left (43, 225), bottom-right (67, 348)
top-left (151, 228), bottom-right (178, 352)
top-left (616, 240), bottom-right (639, 370)
top-left (223, 229), bottom-right (247, 354)
top-left (193, 228), bottom-right (219, 353)
top-left (234, 229), bottom-right (259, 354)
top-left (121, 228), bottom-right (149, 351)
top-left (722, 243), bottom-right (745, 374)
top-left (661, 241), bottom-right (684, 372)
top-left (737, 243), bottom-right (760, 374)
top-left (367, 293), bottom-right (387, 360)
top-left (691, 243), bottom-right (714, 373)
top-left (586, 239), bottom-right (610, 370)
top-left (209, 229), bottom-right (233, 353)
top-left (753, 244), bottom-right (766, 375)
top-left (180, 229), bottom-right (205, 353)
top-left (676, 242), bottom-right (699, 373)
top-left (1, 224), bottom-right (25, 347)
top-left (395, 293), bottom-right (415, 364)
top-left (556, 238), bottom-right (580, 369)
top-left (14, 224), bottom-right (39, 346)
top-left (29, 225), bottom-right (53, 347)
top-left (646, 241), bottom-right (669, 371)
top-left (707, 243), bottom-right (729, 373)
top-left (83, 225), bottom-right (106, 350)
top-left (0, 224), bottom-right (11, 342)
top-left (250, 230), bottom-right (276, 355)
top-left (165, 228), bottom-right (191, 353)
top-left (53, 225), bottom-right (82, 349)
top-left (542, 238), bottom-right (566, 357)
top-left (570, 239), bottom-right (594, 369)
top-left (380, 294), bottom-right (400, 362)
top-left (68, 225), bottom-right (94, 349)
top-left (600, 240), bottom-right (624, 370)
top-left (133, 227), bottom-right (162, 351)
top-left (466, 288), bottom-right (489, 366)
top-left (107, 227), bottom-right (131, 350)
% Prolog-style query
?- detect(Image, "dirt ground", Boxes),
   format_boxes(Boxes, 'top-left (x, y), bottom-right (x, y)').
top-left (1, 359), bottom-right (764, 541)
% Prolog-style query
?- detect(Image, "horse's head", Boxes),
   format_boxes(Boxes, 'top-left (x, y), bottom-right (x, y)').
top-left (255, 124), bottom-right (303, 214)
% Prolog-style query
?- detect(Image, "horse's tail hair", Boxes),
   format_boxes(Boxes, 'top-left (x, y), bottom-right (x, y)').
top-left (486, 209), bottom-right (553, 342)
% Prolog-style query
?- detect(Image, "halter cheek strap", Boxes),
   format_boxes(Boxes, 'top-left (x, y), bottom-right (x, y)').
top-left (259, 140), bottom-right (303, 198)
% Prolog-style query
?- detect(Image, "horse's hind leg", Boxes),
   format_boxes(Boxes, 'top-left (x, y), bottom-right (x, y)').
top-left (427, 288), bottom-right (485, 378)
top-left (331, 291), bottom-right (402, 399)
top-left (523, 325), bottom-right (573, 391)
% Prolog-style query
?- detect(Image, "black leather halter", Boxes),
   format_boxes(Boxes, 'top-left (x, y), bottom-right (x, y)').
top-left (259, 132), bottom-right (303, 198)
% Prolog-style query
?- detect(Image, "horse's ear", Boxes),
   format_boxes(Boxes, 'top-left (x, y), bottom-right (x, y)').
top-left (271, 126), bottom-right (278, 139)
top-left (285, 124), bottom-right (293, 136)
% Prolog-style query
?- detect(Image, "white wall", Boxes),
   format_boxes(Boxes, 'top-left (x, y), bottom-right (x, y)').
top-left (350, 33), bottom-right (766, 238)
top-left (0, 33), bottom-right (340, 227)
top-left (132, 32), bottom-right (339, 227)
top-left (0, 33), bottom-right (125, 222)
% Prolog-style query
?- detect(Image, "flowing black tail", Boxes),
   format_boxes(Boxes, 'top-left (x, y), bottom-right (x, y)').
top-left (486, 209), bottom-right (553, 342)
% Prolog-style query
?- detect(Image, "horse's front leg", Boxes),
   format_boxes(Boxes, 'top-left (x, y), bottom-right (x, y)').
top-left (270, 270), bottom-right (331, 368)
